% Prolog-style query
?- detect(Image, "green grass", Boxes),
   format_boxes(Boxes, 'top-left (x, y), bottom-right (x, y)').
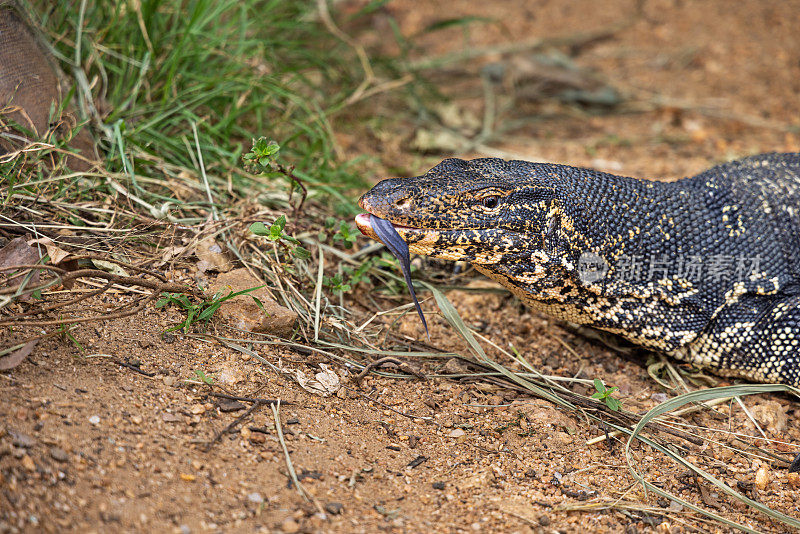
top-left (31, 0), bottom-right (372, 217)
top-left (156, 285), bottom-right (265, 333)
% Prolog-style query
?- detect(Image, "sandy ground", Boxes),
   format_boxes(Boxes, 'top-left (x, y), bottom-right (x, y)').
top-left (3, 0), bottom-right (800, 532)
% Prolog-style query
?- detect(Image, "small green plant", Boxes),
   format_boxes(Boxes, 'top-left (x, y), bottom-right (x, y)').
top-left (250, 216), bottom-right (310, 260)
top-left (341, 260), bottom-right (375, 287)
top-left (332, 221), bottom-right (358, 249)
top-left (323, 272), bottom-right (351, 294)
top-left (156, 286), bottom-right (264, 332)
top-left (243, 137), bottom-right (281, 171)
top-left (591, 378), bottom-right (621, 411)
top-left (194, 369), bottom-right (214, 385)
top-left (57, 323), bottom-right (85, 353)
top-left (323, 254), bottom-right (401, 295)
top-left (243, 138), bottom-right (308, 211)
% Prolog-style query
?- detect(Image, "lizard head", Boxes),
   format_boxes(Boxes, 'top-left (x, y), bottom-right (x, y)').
top-left (356, 157), bottom-right (568, 270)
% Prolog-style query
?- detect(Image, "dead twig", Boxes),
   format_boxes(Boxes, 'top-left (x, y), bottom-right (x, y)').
top-left (0, 263), bottom-right (198, 326)
top-left (274, 163), bottom-right (308, 218)
top-left (204, 400), bottom-right (263, 452)
top-left (207, 391), bottom-right (291, 406)
top-left (110, 358), bottom-right (157, 377)
top-left (352, 356), bottom-right (427, 383)
top-left (347, 386), bottom-right (436, 424)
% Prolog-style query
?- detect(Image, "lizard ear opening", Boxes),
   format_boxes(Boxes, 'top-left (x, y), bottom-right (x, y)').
top-left (542, 211), bottom-right (570, 257)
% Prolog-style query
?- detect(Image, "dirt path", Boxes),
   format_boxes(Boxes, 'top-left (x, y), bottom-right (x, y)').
top-left (3, 1), bottom-right (800, 532)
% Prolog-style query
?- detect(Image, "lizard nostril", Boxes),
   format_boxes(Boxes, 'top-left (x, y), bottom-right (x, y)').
top-left (395, 197), bottom-right (410, 209)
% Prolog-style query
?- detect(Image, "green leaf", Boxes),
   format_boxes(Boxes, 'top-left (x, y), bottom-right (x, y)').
top-left (605, 397), bottom-right (621, 411)
top-left (197, 302), bottom-right (221, 321)
top-left (264, 141), bottom-right (280, 156)
top-left (250, 222), bottom-right (270, 236)
top-left (590, 391), bottom-right (604, 400)
top-left (292, 246), bottom-right (310, 260)
top-left (422, 15), bottom-right (494, 34)
top-left (282, 234), bottom-right (300, 245)
top-left (194, 369), bottom-right (213, 385)
top-left (593, 378), bottom-right (605, 394)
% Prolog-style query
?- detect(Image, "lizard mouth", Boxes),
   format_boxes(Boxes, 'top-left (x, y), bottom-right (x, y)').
top-left (355, 213), bottom-right (425, 240)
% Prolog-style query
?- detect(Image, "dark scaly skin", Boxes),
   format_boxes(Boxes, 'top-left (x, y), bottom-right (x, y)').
top-left (356, 153), bottom-right (800, 385)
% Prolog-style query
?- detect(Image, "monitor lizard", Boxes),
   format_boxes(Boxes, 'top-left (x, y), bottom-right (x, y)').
top-left (356, 153), bottom-right (800, 386)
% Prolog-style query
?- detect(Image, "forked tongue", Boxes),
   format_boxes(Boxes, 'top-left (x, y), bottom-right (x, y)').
top-left (370, 216), bottom-right (430, 339)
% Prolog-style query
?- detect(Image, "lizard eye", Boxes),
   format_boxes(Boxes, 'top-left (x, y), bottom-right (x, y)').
top-left (481, 195), bottom-right (500, 209)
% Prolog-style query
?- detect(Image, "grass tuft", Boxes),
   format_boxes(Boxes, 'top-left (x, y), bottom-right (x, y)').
top-left (34, 0), bottom-right (369, 218)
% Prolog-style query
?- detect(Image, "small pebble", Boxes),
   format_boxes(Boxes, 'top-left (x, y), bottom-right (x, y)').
top-left (755, 466), bottom-right (770, 490)
top-left (247, 492), bottom-right (264, 504)
top-left (163, 376), bottom-right (177, 387)
top-left (281, 518), bottom-right (300, 533)
top-left (49, 447), bottom-right (68, 463)
top-left (447, 428), bottom-right (465, 438)
top-left (218, 399), bottom-right (245, 413)
top-left (324, 502), bottom-right (343, 515)
top-left (162, 413), bottom-right (182, 423)
top-left (432, 481), bottom-right (445, 490)
top-left (180, 525), bottom-right (191, 534)
top-left (88, 415), bottom-right (100, 426)
top-left (651, 393), bottom-right (668, 403)
top-left (249, 433), bottom-right (266, 444)
top-left (668, 500), bottom-right (683, 512)
top-left (787, 472), bottom-right (800, 487)
top-left (190, 404), bottom-right (206, 415)
top-left (21, 454), bottom-right (35, 471)
top-left (9, 430), bottom-right (36, 448)
top-left (538, 515), bottom-right (551, 526)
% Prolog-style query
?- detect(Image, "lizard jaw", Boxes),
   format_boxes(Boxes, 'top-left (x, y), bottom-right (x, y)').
top-left (355, 213), bottom-right (445, 258)
top-left (355, 213), bottom-right (420, 240)
top-left (354, 213), bottom-right (379, 240)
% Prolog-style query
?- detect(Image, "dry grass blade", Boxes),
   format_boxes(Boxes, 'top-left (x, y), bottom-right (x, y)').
top-left (626, 385), bottom-right (800, 531)
top-left (427, 281), bottom-right (576, 409)
top-left (271, 402), bottom-right (325, 515)
top-left (413, 281), bottom-right (800, 530)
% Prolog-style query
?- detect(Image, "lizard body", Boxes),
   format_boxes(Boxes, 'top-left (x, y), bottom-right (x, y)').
top-left (356, 153), bottom-right (800, 385)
